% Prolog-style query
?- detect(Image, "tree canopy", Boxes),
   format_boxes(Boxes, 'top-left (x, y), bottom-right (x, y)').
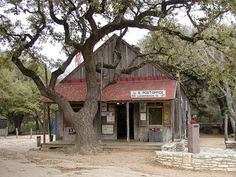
top-left (0, 53), bottom-right (45, 133)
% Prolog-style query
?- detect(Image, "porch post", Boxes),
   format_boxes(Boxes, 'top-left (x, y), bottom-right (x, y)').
top-left (43, 104), bottom-right (46, 144)
top-left (126, 102), bottom-right (130, 142)
top-left (176, 73), bottom-right (182, 139)
top-left (47, 104), bottom-right (52, 142)
top-left (171, 100), bottom-right (175, 142)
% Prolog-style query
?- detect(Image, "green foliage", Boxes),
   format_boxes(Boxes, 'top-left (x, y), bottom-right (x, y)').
top-left (0, 53), bottom-right (43, 118)
top-left (141, 22), bottom-right (236, 119)
top-left (21, 121), bottom-right (43, 132)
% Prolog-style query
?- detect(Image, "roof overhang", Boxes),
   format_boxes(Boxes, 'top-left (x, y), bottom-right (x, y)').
top-left (43, 77), bottom-right (177, 103)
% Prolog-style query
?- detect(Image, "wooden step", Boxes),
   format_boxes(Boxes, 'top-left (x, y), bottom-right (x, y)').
top-left (41, 141), bottom-right (163, 151)
top-left (102, 142), bottom-right (162, 151)
top-left (41, 141), bottom-right (75, 149)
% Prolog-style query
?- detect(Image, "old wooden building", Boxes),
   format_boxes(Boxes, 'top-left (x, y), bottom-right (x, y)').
top-left (46, 35), bottom-right (190, 143)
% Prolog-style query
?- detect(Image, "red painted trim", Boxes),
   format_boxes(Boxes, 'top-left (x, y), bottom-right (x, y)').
top-left (63, 76), bottom-right (174, 84)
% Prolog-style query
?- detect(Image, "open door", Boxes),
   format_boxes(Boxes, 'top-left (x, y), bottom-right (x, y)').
top-left (117, 103), bottom-right (134, 139)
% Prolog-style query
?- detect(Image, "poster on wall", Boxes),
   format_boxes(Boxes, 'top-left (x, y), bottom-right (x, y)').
top-left (101, 103), bottom-right (107, 112)
top-left (101, 111), bottom-right (109, 116)
top-left (108, 104), bottom-right (115, 112)
top-left (107, 112), bottom-right (115, 123)
top-left (139, 103), bottom-right (146, 112)
top-left (163, 102), bottom-right (170, 125)
top-left (140, 112), bottom-right (147, 121)
top-left (102, 125), bottom-right (114, 134)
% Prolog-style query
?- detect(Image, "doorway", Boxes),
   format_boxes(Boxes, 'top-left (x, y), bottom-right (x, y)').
top-left (117, 103), bottom-right (134, 139)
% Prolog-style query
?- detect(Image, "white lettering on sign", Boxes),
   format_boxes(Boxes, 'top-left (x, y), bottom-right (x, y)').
top-left (131, 90), bottom-right (166, 98)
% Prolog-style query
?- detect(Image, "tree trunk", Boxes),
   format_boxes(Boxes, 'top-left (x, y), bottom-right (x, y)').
top-left (229, 117), bottom-right (235, 133)
top-left (73, 109), bottom-right (101, 154)
top-left (72, 46), bottom-right (101, 154)
top-left (34, 115), bottom-right (40, 131)
top-left (13, 114), bottom-right (24, 135)
top-left (57, 45), bottom-right (101, 154)
top-left (225, 83), bottom-right (236, 140)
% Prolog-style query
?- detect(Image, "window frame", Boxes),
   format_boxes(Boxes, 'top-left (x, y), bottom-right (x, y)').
top-left (147, 106), bottom-right (163, 126)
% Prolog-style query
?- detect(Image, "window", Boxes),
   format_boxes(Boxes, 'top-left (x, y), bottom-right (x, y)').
top-left (149, 107), bottom-right (163, 125)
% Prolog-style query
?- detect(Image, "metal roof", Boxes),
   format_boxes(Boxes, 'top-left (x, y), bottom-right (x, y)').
top-left (43, 77), bottom-right (177, 103)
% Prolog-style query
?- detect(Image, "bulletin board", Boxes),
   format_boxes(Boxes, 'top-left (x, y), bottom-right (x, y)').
top-left (163, 102), bottom-right (170, 125)
top-left (101, 104), bottom-right (115, 134)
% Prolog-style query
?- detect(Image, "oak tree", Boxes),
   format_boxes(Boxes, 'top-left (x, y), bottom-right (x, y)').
top-left (0, 0), bottom-right (231, 154)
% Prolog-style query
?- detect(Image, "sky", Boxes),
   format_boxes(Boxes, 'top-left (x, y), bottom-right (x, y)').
top-left (42, 28), bottom-right (149, 60)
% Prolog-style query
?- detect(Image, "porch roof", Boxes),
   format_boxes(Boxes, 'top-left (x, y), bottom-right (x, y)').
top-left (43, 77), bottom-right (177, 103)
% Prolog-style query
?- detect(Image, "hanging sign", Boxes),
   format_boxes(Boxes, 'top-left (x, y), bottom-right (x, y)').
top-left (131, 90), bottom-right (166, 98)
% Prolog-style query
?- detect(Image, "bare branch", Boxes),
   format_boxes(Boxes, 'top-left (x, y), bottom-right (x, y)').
top-left (84, 5), bottom-right (97, 34)
top-left (217, 83), bottom-right (227, 95)
top-left (49, 49), bottom-right (79, 89)
top-left (120, 59), bottom-right (154, 74)
top-left (48, 0), bottom-right (79, 47)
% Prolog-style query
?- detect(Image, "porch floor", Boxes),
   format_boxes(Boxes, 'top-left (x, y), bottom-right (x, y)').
top-left (41, 140), bottom-right (163, 151)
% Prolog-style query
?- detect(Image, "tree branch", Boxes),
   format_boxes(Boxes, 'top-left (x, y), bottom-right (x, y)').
top-left (49, 49), bottom-right (79, 89)
top-left (48, 0), bottom-right (79, 46)
top-left (11, 0), bottom-right (47, 96)
top-left (84, 5), bottom-right (97, 35)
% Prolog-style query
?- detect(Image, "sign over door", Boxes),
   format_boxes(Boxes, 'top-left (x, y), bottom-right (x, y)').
top-left (131, 90), bottom-right (166, 98)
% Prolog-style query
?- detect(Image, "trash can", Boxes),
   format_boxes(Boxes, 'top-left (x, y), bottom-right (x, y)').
top-left (148, 128), bottom-right (163, 142)
top-left (37, 136), bottom-right (41, 147)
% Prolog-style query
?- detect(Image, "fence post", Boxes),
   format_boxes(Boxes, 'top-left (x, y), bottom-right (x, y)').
top-left (5, 127), bottom-right (8, 137)
top-left (37, 136), bottom-right (41, 147)
top-left (16, 128), bottom-right (18, 138)
top-left (30, 128), bottom-right (32, 139)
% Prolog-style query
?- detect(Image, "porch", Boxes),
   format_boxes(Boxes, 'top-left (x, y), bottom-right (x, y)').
top-left (41, 140), bottom-right (163, 151)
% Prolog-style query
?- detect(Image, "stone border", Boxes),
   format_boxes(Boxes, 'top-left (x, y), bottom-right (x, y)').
top-left (155, 151), bottom-right (236, 171)
top-left (225, 141), bottom-right (236, 150)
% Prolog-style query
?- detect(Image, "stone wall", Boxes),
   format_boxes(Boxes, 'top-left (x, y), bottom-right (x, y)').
top-left (225, 141), bottom-right (236, 150)
top-left (156, 151), bottom-right (236, 171)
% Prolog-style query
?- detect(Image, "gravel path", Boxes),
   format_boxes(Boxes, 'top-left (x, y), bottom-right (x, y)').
top-left (0, 134), bottom-right (236, 177)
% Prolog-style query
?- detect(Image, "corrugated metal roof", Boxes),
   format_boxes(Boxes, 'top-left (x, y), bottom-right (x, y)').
top-left (102, 78), bottom-right (177, 102)
top-left (43, 77), bottom-right (177, 103)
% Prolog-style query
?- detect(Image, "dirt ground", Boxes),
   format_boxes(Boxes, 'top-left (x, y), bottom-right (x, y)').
top-left (0, 134), bottom-right (235, 177)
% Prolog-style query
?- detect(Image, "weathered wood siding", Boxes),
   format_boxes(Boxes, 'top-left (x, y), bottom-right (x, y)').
top-left (63, 36), bottom-right (166, 82)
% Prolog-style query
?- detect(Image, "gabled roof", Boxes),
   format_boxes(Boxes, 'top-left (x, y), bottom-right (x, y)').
top-left (42, 35), bottom-right (184, 103)
top-left (61, 34), bottom-right (175, 82)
